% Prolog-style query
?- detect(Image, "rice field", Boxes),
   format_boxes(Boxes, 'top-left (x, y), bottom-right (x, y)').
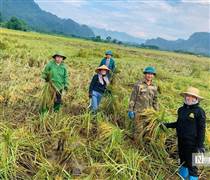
top-left (0, 28), bottom-right (210, 179)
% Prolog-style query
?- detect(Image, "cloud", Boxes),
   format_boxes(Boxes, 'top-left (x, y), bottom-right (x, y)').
top-left (182, 0), bottom-right (210, 5)
top-left (35, 0), bottom-right (88, 6)
top-left (62, 0), bottom-right (88, 7)
top-left (35, 0), bottom-right (210, 40)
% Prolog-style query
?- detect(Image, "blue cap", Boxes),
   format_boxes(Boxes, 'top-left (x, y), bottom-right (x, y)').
top-left (105, 50), bottom-right (113, 56)
top-left (143, 66), bottom-right (156, 75)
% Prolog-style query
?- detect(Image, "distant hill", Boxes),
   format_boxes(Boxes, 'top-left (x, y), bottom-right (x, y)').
top-left (0, 0), bottom-right (94, 38)
top-left (91, 27), bottom-right (145, 44)
top-left (145, 32), bottom-right (210, 56)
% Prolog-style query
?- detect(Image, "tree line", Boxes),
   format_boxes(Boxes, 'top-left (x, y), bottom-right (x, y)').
top-left (0, 12), bottom-right (160, 51)
top-left (0, 12), bottom-right (29, 31)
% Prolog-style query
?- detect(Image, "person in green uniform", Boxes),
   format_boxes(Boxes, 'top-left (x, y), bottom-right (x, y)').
top-left (41, 51), bottom-right (69, 113)
top-left (99, 50), bottom-right (116, 79)
top-left (128, 66), bottom-right (158, 142)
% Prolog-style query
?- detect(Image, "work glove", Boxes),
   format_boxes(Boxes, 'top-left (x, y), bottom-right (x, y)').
top-left (128, 111), bottom-right (135, 119)
top-left (197, 147), bottom-right (205, 153)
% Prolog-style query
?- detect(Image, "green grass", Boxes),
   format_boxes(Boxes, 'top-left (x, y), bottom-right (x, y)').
top-left (0, 28), bottom-right (210, 179)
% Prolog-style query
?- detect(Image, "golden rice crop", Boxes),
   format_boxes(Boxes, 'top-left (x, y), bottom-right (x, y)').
top-left (0, 28), bottom-right (210, 179)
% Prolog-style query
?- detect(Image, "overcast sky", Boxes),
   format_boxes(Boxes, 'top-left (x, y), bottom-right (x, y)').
top-left (35, 0), bottom-right (210, 40)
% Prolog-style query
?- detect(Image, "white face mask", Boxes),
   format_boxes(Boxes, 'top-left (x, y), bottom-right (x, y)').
top-left (100, 70), bottom-right (107, 75)
top-left (184, 96), bottom-right (199, 105)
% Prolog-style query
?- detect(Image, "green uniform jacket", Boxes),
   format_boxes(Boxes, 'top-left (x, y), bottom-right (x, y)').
top-left (99, 58), bottom-right (116, 73)
top-left (41, 60), bottom-right (69, 91)
top-left (128, 79), bottom-right (158, 112)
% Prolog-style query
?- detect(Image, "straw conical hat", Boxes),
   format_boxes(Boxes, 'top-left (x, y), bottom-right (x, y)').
top-left (180, 87), bottom-right (203, 100)
top-left (95, 65), bottom-right (110, 73)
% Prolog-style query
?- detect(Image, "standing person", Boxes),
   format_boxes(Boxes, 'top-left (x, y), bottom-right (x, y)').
top-left (162, 87), bottom-right (206, 180)
top-left (40, 51), bottom-right (69, 113)
top-left (99, 50), bottom-right (116, 79)
top-left (89, 65), bottom-right (110, 113)
top-left (128, 66), bottom-right (158, 142)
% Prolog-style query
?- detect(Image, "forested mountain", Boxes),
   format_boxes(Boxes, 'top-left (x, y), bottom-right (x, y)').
top-left (145, 32), bottom-right (210, 56)
top-left (0, 0), bottom-right (94, 38)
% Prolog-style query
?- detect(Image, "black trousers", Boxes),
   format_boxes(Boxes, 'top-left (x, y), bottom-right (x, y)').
top-left (178, 138), bottom-right (198, 176)
top-left (54, 91), bottom-right (62, 111)
top-left (55, 91), bottom-right (62, 104)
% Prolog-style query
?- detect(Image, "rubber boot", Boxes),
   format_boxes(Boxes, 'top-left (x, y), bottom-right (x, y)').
top-left (178, 166), bottom-right (189, 179)
top-left (189, 176), bottom-right (198, 180)
top-left (53, 103), bottom-right (61, 112)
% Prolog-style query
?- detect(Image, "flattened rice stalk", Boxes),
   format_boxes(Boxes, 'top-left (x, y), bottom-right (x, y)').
top-left (40, 73), bottom-right (59, 112)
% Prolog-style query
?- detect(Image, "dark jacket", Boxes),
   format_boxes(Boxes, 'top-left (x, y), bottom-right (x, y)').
top-left (164, 103), bottom-right (206, 148)
top-left (99, 58), bottom-right (116, 73)
top-left (89, 74), bottom-right (107, 95)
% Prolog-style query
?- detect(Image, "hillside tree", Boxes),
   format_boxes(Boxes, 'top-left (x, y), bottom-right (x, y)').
top-left (106, 36), bottom-right (112, 42)
top-left (6, 16), bottom-right (28, 31)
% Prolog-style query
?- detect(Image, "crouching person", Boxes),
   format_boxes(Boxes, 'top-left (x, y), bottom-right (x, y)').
top-left (40, 51), bottom-right (69, 114)
top-left (163, 87), bottom-right (206, 180)
top-left (89, 65), bottom-right (110, 113)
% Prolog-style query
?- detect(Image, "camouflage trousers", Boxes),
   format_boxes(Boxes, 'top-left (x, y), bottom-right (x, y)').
top-left (132, 113), bottom-right (150, 144)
